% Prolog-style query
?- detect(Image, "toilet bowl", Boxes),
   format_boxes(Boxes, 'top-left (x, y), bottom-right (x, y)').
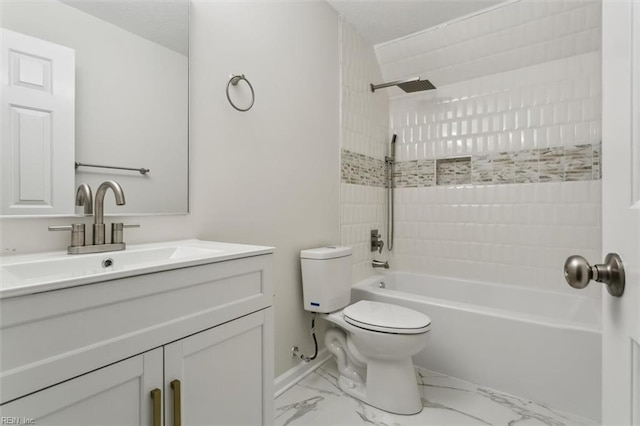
top-left (322, 300), bottom-right (430, 415)
top-left (300, 246), bottom-right (431, 415)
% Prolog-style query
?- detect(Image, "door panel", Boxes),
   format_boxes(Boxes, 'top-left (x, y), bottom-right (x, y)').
top-left (165, 311), bottom-right (268, 426)
top-left (602, 1), bottom-right (640, 424)
top-left (0, 349), bottom-right (163, 426)
top-left (634, 340), bottom-right (640, 424)
top-left (1, 28), bottom-right (75, 215)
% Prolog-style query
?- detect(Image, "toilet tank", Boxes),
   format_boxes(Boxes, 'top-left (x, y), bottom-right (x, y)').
top-left (300, 246), bottom-right (352, 313)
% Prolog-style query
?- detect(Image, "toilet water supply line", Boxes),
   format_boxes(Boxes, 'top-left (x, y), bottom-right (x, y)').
top-left (292, 312), bottom-right (318, 362)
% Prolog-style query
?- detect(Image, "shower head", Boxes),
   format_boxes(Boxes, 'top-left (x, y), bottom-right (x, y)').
top-left (397, 79), bottom-right (436, 93)
top-left (370, 77), bottom-right (436, 93)
top-left (386, 134), bottom-right (397, 163)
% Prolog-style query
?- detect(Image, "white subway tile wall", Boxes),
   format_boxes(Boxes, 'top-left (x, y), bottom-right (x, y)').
top-left (388, 52), bottom-right (601, 161)
top-left (392, 181), bottom-right (601, 298)
top-left (341, 184), bottom-right (387, 282)
top-left (375, 0), bottom-right (602, 297)
top-left (339, 19), bottom-right (390, 282)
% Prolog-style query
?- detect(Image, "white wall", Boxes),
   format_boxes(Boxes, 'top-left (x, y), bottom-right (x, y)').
top-left (172, 0), bottom-right (341, 376)
top-left (376, 0), bottom-right (602, 299)
top-left (0, 1), bottom-right (341, 378)
top-left (2, 0), bottom-right (188, 214)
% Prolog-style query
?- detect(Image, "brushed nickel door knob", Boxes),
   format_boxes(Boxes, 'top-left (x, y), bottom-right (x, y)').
top-left (564, 253), bottom-right (625, 297)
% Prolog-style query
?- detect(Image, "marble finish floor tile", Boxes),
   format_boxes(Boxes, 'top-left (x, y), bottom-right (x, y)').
top-left (275, 360), bottom-right (598, 426)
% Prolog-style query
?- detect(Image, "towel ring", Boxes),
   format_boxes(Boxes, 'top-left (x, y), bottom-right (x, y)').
top-left (226, 74), bottom-right (255, 112)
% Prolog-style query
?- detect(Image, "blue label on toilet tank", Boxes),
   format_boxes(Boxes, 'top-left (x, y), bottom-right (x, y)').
top-left (310, 302), bottom-right (320, 307)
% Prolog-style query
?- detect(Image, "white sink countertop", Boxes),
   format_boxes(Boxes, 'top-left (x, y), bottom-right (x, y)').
top-left (0, 239), bottom-right (275, 299)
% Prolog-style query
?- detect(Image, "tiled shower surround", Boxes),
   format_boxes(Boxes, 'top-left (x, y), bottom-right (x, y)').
top-left (339, 20), bottom-right (389, 282)
top-left (340, 0), bottom-right (602, 298)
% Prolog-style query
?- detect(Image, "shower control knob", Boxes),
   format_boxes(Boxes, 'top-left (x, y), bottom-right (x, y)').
top-left (563, 253), bottom-right (625, 297)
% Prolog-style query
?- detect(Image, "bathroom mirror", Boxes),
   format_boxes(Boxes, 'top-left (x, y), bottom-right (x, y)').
top-left (1, 0), bottom-right (189, 216)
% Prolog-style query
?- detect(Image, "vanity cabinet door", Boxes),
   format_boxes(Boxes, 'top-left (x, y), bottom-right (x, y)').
top-left (164, 308), bottom-right (274, 426)
top-left (0, 349), bottom-right (163, 426)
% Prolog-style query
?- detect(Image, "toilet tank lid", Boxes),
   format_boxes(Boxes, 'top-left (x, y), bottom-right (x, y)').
top-left (300, 246), bottom-right (352, 260)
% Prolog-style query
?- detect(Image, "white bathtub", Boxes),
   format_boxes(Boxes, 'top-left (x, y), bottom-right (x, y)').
top-left (351, 272), bottom-right (602, 421)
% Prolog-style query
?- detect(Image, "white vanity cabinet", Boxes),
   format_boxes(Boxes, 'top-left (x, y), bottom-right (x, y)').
top-left (0, 244), bottom-right (274, 426)
top-left (165, 310), bottom-right (270, 426)
top-left (1, 349), bottom-right (164, 425)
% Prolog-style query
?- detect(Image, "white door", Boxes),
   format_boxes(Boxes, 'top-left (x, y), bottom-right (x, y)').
top-left (0, 349), bottom-right (163, 425)
top-left (1, 28), bottom-right (75, 215)
top-left (164, 310), bottom-right (273, 426)
top-left (602, 1), bottom-right (640, 424)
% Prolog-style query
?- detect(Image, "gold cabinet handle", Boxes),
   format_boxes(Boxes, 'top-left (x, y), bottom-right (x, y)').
top-left (171, 379), bottom-right (182, 426)
top-left (150, 388), bottom-right (161, 426)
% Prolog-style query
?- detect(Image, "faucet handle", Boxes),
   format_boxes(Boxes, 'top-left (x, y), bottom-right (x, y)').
top-left (49, 224), bottom-right (86, 248)
top-left (370, 229), bottom-right (385, 253)
top-left (111, 223), bottom-right (140, 244)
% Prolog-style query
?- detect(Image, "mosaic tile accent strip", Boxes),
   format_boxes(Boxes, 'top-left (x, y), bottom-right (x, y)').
top-left (436, 157), bottom-right (471, 186)
top-left (436, 143), bottom-right (600, 187)
top-left (342, 144), bottom-right (601, 188)
top-left (394, 160), bottom-right (418, 188)
top-left (341, 149), bottom-right (386, 187)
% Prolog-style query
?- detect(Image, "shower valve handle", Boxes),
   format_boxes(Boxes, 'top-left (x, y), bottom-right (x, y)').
top-left (563, 253), bottom-right (625, 297)
top-left (370, 230), bottom-right (384, 254)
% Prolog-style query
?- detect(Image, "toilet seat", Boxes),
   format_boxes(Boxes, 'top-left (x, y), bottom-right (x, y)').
top-left (343, 300), bottom-right (431, 334)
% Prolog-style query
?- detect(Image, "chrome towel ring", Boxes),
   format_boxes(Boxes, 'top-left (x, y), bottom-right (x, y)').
top-left (226, 74), bottom-right (255, 112)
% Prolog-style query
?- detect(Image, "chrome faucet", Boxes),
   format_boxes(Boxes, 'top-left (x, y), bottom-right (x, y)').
top-left (93, 180), bottom-right (126, 245)
top-left (50, 180), bottom-right (138, 254)
top-left (372, 259), bottom-right (389, 269)
top-left (75, 183), bottom-right (93, 215)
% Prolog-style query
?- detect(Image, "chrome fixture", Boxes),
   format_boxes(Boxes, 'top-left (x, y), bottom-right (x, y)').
top-left (564, 253), bottom-right (625, 297)
top-left (49, 180), bottom-right (139, 254)
top-left (75, 161), bottom-right (149, 175)
top-left (94, 180), bottom-right (126, 245)
top-left (371, 230), bottom-right (384, 254)
top-left (385, 134), bottom-right (397, 251)
top-left (372, 259), bottom-right (389, 269)
top-left (370, 77), bottom-right (436, 93)
top-left (226, 74), bottom-right (255, 112)
top-left (111, 222), bottom-right (140, 245)
top-left (75, 183), bottom-right (93, 215)
top-left (49, 223), bottom-right (86, 248)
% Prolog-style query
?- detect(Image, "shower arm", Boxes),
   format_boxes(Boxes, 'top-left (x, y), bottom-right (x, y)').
top-left (371, 77), bottom-right (420, 92)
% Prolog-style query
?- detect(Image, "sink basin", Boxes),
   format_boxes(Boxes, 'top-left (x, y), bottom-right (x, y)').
top-left (0, 239), bottom-right (274, 299)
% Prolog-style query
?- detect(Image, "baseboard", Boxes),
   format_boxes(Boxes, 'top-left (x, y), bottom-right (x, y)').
top-left (274, 349), bottom-right (331, 398)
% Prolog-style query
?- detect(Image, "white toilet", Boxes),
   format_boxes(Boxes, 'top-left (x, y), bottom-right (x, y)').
top-left (300, 246), bottom-right (431, 415)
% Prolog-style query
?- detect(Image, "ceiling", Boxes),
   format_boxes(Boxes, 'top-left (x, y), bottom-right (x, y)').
top-left (62, 0), bottom-right (189, 55)
top-left (327, 0), bottom-right (506, 45)
top-left (61, 0), bottom-right (505, 57)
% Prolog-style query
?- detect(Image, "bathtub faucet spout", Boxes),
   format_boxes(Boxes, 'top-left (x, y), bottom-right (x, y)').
top-left (372, 259), bottom-right (389, 269)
